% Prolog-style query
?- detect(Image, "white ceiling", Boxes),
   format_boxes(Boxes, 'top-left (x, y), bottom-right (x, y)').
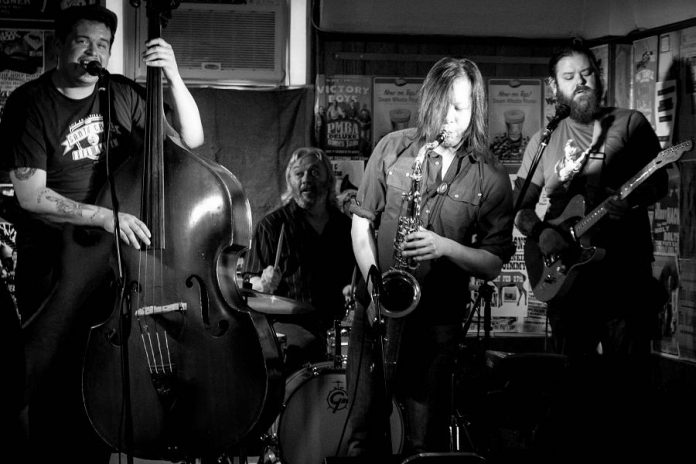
top-left (319, 0), bottom-right (696, 39)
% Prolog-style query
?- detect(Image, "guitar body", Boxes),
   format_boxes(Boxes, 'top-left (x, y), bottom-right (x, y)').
top-left (524, 139), bottom-right (691, 303)
top-left (526, 195), bottom-right (606, 302)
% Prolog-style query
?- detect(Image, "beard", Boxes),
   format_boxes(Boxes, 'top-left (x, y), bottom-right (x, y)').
top-left (293, 183), bottom-right (328, 209)
top-left (556, 86), bottom-right (601, 124)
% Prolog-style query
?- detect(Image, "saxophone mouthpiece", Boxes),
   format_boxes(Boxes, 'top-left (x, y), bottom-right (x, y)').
top-left (426, 129), bottom-right (449, 150)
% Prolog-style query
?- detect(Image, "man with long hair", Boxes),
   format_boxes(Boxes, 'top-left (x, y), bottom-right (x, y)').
top-left (245, 147), bottom-right (355, 375)
top-left (346, 57), bottom-right (515, 456)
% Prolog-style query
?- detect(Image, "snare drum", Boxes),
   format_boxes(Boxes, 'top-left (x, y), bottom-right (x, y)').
top-left (277, 361), bottom-right (404, 464)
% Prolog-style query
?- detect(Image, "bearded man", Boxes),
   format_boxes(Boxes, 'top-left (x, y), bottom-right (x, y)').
top-left (513, 40), bottom-right (667, 462)
top-left (244, 147), bottom-right (354, 374)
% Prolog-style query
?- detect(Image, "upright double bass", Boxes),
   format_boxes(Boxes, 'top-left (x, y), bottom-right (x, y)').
top-left (82, 1), bottom-right (283, 459)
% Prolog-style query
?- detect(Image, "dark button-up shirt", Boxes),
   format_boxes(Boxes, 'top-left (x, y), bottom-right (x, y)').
top-left (244, 199), bottom-right (355, 330)
top-left (356, 128), bottom-right (515, 323)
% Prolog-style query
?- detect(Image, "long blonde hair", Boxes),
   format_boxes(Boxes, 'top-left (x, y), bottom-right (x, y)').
top-left (280, 147), bottom-right (337, 207)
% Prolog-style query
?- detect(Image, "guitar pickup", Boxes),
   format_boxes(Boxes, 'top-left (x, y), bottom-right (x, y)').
top-left (135, 302), bottom-right (187, 316)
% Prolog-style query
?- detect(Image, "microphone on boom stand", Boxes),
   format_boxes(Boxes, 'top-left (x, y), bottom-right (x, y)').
top-left (80, 60), bottom-right (109, 78)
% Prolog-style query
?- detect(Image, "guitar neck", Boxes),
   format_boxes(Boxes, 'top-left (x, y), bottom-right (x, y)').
top-left (572, 144), bottom-right (684, 239)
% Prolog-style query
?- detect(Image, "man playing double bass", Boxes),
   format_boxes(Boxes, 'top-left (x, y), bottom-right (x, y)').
top-left (0, 5), bottom-right (203, 462)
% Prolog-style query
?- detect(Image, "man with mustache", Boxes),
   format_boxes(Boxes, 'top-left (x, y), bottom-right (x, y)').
top-left (245, 147), bottom-right (354, 375)
top-left (513, 40), bottom-right (667, 461)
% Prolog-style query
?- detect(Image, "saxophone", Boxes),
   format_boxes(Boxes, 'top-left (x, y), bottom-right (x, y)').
top-left (377, 130), bottom-right (448, 390)
top-left (380, 129), bottom-right (448, 318)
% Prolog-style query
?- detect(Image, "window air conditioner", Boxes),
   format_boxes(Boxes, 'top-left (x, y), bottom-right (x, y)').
top-left (131, 0), bottom-right (287, 86)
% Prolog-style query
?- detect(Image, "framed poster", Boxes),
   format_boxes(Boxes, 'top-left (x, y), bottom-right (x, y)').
top-left (651, 164), bottom-right (681, 256)
top-left (314, 75), bottom-right (372, 158)
top-left (679, 26), bottom-right (696, 114)
top-left (488, 78), bottom-right (543, 170)
top-left (372, 77), bottom-right (423, 147)
top-left (651, 254), bottom-right (680, 358)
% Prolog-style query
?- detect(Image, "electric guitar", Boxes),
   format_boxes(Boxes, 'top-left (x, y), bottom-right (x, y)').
top-left (525, 139), bottom-right (692, 303)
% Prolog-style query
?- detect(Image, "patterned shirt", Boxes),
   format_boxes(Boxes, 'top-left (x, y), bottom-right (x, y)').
top-left (244, 199), bottom-right (354, 330)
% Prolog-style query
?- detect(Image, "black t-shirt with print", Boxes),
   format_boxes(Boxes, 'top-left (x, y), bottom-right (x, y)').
top-left (1, 71), bottom-right (146, 204)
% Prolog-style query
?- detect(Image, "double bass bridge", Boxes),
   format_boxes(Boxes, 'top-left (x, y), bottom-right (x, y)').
top-left (135, 302), bottom-right (188, 317)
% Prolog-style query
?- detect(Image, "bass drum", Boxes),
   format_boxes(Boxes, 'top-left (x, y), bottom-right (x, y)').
top-left (277, 361), bottom-right (404, 464)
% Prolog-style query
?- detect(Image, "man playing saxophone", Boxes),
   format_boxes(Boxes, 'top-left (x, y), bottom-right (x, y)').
top-left (345, 57), bottom-right (515, 456)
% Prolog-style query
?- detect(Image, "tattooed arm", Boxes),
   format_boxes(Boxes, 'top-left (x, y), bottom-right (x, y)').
top-left (10, 167), bottom-right (151, 249)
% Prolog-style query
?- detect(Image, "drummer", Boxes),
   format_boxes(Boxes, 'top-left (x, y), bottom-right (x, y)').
top-left (244, 147), bottom-right (355, 374)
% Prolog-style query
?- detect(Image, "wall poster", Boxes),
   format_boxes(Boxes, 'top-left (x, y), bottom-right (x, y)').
top-left (0, 184), bottom-right (16, 310)
top-left (488, 78), bottom-right (543, 170)
top-left (633, 35), bottom-right (658, 129)
top-left (679, 26), bottom-right (696, 113)
top-left (590, 43), bottom-right (609, 106)
top-left (676, 258), bottom-right (696, 363)
top-left (0, 29), bottom-right (47, 118)
top-left (314, 75), bottom-right (372, 158)
top-left (331, 158), bottom-right (364, 217)
top-left (468, 176), bottom-right (550, 335)
top-left (651, 164), bottom-right (681, 256)
top-left (613, 43), bottom-right (633, 109)
top-left (372, 77), bottom-right (423, 148)
top-left (652, 254), bottom-right (681, 358)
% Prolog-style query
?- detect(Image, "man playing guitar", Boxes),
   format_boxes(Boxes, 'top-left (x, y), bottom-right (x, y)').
top-left (512, 40), bottom-right (669, 462)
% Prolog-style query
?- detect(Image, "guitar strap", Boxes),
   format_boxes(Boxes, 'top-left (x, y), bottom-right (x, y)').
top-left (422, 153), bottom-right (476, 232)
top-left (579, 118), bottom-right (608, 207)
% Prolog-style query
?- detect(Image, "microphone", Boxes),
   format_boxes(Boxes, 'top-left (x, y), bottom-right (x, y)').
top-left (81, 60), bottom-right (109, 78)
top-left (540, 103), bottom-right (570, 142)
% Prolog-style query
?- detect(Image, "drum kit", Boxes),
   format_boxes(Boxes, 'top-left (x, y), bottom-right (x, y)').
top-left (241, 287), bottom-right (405, 464)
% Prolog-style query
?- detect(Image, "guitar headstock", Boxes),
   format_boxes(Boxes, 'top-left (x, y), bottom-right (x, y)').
top-left (656, 139), bottom-right (693, 165)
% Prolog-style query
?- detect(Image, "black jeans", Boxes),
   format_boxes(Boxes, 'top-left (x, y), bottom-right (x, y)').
top-left (344, 302), bottom-right (460, 457)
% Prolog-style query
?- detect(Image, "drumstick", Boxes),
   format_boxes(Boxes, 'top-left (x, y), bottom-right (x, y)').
top-left (274, 224), bottom-right (285, 269)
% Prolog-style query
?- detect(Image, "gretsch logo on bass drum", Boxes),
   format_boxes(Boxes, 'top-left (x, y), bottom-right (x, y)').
top-left (326, 380), bottom-right (348, 413)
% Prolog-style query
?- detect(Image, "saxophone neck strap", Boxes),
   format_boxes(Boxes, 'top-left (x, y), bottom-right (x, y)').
top-left (423, 154), bottom-right (473, 228)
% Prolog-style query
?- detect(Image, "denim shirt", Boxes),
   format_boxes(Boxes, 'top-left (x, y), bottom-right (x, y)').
top-left (356, 128), bottom-right (514, 323)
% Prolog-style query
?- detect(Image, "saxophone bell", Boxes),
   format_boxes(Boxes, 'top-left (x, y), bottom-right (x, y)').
top-left (380, 269), bottom-right (421, 318)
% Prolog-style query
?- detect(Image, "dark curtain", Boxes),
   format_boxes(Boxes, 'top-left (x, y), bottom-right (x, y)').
top-left (187, 86), bottom-right (313, 228)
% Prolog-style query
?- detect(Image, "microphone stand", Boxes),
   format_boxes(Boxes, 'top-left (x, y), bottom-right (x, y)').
top-left (462, 281), bottom-right (494, 350)
top-left (513, 129), bottom-right (552, 213)
top-left (368, 266), bottom-right (394, 457)
top-left (98, 71), bottom-right (134, 464)
top-left (513, 106), bottom-right (568, 212)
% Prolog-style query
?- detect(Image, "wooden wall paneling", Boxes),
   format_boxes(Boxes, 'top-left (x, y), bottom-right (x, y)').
top-left (363, 41), bottom-right (400, 76)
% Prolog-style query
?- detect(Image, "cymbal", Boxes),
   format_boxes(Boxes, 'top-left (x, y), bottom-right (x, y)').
top-left (242, 289), bottom-right (314, 315)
